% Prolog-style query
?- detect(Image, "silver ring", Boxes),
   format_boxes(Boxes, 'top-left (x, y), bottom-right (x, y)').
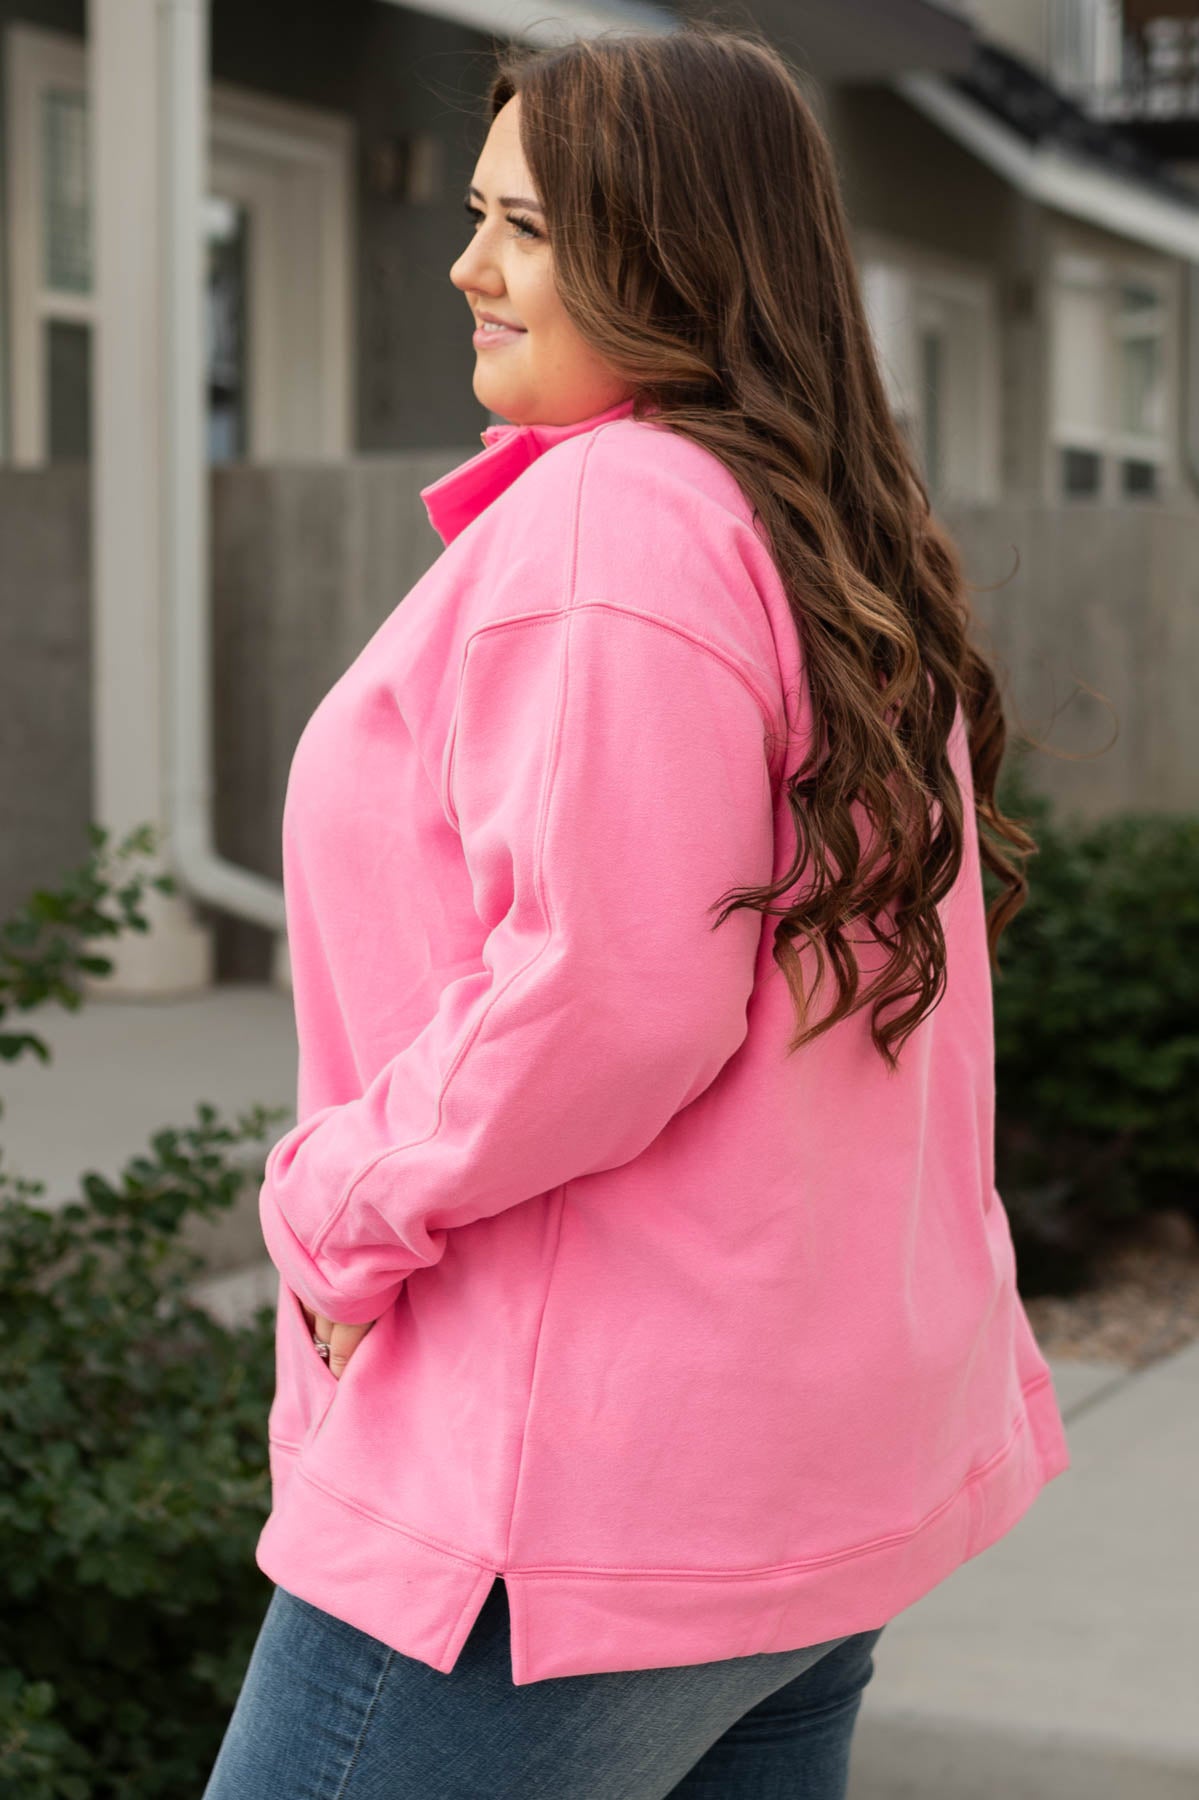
top-left (312, 1336), bottom-right (332, 1361)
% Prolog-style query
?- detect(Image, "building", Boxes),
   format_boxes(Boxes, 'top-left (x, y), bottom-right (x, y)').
top-left (0, 0), bottom-right (1195, 997)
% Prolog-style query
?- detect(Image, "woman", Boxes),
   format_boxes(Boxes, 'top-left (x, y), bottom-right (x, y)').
top-left (203, 24), bottom-right (1070, 1799)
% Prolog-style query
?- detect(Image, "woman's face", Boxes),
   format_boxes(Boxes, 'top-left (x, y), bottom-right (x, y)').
top-left (450, 94), bottom-right (634, 427)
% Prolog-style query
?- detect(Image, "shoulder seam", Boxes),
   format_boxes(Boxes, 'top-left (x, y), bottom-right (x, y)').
top-left (458, 600), bottom-right (779, 730)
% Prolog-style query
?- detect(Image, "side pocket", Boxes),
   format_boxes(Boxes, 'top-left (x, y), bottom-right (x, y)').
top-left (267, 1280), bottom-right (339, 1453)
top-left (284, 1283), bottom-right (340, 1390)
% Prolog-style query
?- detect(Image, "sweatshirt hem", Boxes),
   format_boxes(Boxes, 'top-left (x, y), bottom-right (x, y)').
top-left (255, 1372), bottom-right (1071, 1686)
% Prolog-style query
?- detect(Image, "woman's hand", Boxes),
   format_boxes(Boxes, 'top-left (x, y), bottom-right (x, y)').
top-left (298, 1301), bottom-right (377, 1379)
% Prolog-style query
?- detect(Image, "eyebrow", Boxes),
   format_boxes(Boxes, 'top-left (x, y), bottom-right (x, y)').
top-left (466, 183), bottom-right (544, 213)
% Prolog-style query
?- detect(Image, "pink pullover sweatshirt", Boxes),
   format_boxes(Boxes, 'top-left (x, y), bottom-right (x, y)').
top-left (255, 393), bottom-right (1071, 1685)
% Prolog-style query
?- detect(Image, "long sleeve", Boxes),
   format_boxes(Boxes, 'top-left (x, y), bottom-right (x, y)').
top-left (258, 602), bottom-right (779, 1324)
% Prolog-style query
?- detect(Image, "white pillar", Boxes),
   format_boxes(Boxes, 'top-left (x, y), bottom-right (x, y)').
top-left (88, 0), bottom-right (213, 994)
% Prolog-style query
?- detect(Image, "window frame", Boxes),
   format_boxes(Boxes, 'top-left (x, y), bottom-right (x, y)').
top-left (1047, 238), bottom-right (1177, 505)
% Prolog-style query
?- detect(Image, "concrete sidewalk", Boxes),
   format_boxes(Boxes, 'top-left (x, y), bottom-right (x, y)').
top-left (3, 984), bottom-right (1195, 1796)
top-left (848, 1341), bottom-right (1198, 1798)
top-left (0, 982), bottom-right (298, 1215)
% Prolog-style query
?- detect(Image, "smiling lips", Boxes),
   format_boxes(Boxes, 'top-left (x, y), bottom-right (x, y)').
top-left (473, 314), bottom-right (527, 347)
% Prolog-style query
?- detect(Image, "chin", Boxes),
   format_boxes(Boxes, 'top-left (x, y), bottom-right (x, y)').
top-left (473, 371), bottom-right (512, 417)
top-left (473, 379), bottom-right (534, 427)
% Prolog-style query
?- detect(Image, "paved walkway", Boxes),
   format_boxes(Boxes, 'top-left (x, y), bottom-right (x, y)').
top-left (3, 985), bottom-right (1194, 1795)
top-left (848, 1341), bottom-right (1197, 1797)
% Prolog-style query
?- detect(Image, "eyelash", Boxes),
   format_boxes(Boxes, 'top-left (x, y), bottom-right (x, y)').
top-left (463, 201), bottom-right (543, 242)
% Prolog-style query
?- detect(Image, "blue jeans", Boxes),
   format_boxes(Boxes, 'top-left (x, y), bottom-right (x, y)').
top-left (202, 1577), bottom-right (887, 1798)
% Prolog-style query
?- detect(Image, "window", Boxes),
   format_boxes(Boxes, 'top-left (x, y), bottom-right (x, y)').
top-left (42, 87), bottom-right (90, 294)
top-left (858, 239), bottom-right (1001, 504)
top-left (1050, 249), bottom-right (1173, 503)
top-left (4, 24), bottom-right (353, 466)
top-left (205, 195), bottom-right (250, 461)
top-left (1062, 445), bottom-right (1102, 498)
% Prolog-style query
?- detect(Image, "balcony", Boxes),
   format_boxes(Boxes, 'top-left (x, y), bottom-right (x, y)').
top-left (1066, 11), bottom-right (1199, 154)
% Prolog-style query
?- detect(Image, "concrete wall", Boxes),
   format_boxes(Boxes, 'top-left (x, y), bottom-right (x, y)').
top-left (2, 463), bottom-right (1196, 983)
top-left (0, 464), bottom-right (91, 910)
top-left (944, 498), bottom-right (1199, 824)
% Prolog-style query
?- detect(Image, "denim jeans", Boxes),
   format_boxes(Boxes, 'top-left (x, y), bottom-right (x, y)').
top-left (201, 1575), bottom-right (887, 1799)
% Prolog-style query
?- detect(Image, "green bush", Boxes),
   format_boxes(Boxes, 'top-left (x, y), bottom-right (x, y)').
top-left (0, 1117), bottom-right (283, 1799)
top-left (0, 828), bottom-right (287, 1798)
top-left (0, 824), bottom-right (178, 1082)
top-left (989, 759), bottom-right (1199, 1293)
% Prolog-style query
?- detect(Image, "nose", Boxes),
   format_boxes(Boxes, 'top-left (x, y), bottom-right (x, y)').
top-left (450, 229), bottom-right (503, 298)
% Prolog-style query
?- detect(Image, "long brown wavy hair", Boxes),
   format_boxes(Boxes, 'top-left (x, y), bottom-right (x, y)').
top-left (484, 21), bottom-right (1036, 1073)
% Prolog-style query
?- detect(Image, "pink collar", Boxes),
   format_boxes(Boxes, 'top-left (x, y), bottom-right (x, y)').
top-left (420, 394), bottom-right (640, 547)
